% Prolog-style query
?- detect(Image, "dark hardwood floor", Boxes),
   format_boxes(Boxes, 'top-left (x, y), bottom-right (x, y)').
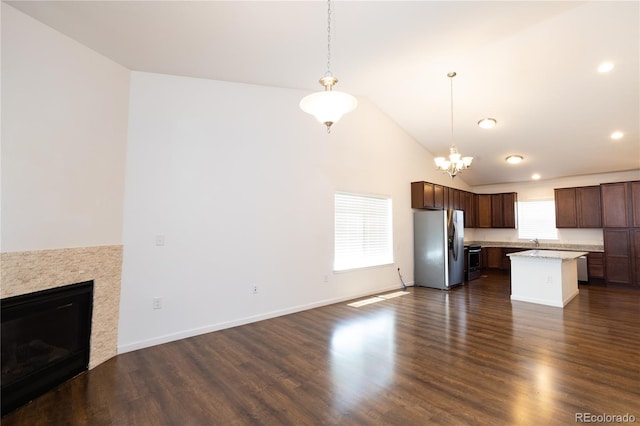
top-left (3, 272), bottom-right (639, 425)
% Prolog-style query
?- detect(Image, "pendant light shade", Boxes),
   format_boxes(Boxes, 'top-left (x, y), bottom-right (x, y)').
top-left (300, 0), bottom-right (356, 132)
top-left (300, 87), bottom-right (358, 129)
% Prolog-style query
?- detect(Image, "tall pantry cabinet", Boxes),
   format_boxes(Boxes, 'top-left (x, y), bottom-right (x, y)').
top-left (601, 181), bottom-right (640, 288)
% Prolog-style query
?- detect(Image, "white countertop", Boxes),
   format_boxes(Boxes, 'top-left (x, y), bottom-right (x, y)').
top-left (507, 250), bottom-right (588, 260)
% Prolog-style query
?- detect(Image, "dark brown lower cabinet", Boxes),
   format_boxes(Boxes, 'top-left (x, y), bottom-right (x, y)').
top-left (481, 247), bottom-right (518, 272)
top-left (486, 247), bottom-right (503, 269)
top-left (480, 248), bottom-right (608, 281)
top-left (501, 248), bottom-right (521, 270)
top-left (634, 229), bottom-right (640, 286)
top-left (587, 252), bottom-right (604, 280)
top-left (601, 180), bottom-right (640, 288)
top-left (603, 229), bottom-right (637, 287)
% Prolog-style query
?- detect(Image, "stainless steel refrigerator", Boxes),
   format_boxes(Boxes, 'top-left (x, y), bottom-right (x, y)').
top-left (414, 209), bottom-right (465, 290)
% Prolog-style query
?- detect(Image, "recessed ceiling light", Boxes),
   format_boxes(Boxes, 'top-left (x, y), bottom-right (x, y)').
top-left (611, 131), bottom-right (624, 140)
top-left (506, 155), bottom-right (523, 164)
top-left (478, 118), bottom-right (497, 129)
top-left (532, 174), bottom-right (541, 180)
top-left (598, 62), bottom-right (614, 73)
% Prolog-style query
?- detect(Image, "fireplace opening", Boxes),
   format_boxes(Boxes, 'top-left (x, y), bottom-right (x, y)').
top-left (1, 281), bottom-right (93, 416)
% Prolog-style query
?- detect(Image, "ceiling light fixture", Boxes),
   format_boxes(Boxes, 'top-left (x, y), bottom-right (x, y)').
top-left (506, 155), bottom-right (523, 164)
top-left (532, 174), bottom-right (541, 180)
top-left (300, 0), bottom-right (357, 132)
top-left (611, 131), bottom-right (624, 140)
top-left (478, 118), bottom-right (497, 129)
top-left (434, 72), bottom-right (473, 178)
top-left (597, 62), bottom-right (615, 73)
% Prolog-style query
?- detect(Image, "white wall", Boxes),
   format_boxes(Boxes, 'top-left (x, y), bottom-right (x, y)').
top-left (1, 4), bottom-right (130, 252)
top-left (10, 0), bottom-right (635, 355)
top-left (466, 170), bottom-right (640, 245)
top-left (118, 71), bottom-right (447, 352)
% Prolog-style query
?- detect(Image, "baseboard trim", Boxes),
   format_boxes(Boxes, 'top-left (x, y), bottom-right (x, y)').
top-left (117, 283), bottom-right (407, 354)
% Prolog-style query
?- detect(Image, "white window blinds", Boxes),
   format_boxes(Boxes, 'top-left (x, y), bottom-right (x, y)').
top-left (517, 200), bottom-right (558, 240)
top-left (334, 192), bottom-right (393, 271)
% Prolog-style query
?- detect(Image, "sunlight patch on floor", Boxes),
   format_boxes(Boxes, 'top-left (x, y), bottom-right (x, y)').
top-left (347, 290), bottom-right (410, 307)
top-left (378, 291), bottom-right (410, 300)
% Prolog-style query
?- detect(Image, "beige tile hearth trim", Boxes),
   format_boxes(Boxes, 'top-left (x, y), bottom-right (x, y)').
top-left (1, 245), bottom-right (123, 369)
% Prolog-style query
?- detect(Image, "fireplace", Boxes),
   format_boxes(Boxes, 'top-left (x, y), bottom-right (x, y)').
top-left (1, 281), bottom-right (94, 416)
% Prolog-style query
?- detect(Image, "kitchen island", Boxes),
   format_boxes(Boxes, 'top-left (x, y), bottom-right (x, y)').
top-left (506, 250), bottom-right (588, 308)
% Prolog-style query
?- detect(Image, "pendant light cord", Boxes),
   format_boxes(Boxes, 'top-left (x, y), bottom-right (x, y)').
top-left (299, 0), bottom-right (357, 132)
top-left (434, 71), bottom-right (472, 176)
top-left (326, 0), bottom-right (332, 77)
top-left (449, 71), bottom-right (455, 144)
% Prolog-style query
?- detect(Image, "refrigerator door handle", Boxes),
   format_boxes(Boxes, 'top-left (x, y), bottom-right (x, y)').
top-left (450, 222), bottom-right (458, 261)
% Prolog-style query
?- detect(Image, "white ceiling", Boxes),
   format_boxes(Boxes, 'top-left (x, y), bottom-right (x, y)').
top-left (5, 0), bottom-right (639, 186)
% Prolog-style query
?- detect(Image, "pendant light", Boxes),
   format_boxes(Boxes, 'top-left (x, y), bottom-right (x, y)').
top-left (300, 0), bottom-right (357, 132)
top-left (434, 72), bottom-right (473, 178)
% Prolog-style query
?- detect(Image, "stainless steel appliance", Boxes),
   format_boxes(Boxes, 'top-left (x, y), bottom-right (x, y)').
top-left (414, 209), bottom-right (464, 290)
top-left (577, 256), bottom-right (588, 282)
top-left (467, 244), bottom-right (482, 281)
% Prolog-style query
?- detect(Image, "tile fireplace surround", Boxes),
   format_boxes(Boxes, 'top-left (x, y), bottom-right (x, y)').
top-left (1, 245), bottom-right (122, 369)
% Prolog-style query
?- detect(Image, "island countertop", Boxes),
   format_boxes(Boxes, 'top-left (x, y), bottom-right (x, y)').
top-left (506, 250), bottom-right (588, 260)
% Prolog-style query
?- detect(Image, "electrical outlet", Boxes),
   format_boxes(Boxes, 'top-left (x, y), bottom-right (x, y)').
top-left (155, 235), bottom-right (165, 246)
top-left (323, 275), bottom-right (329, 283)
top-left (153, 297), bottom-right (162, 309)
top-left (252, 285), bottom-right (258, 294)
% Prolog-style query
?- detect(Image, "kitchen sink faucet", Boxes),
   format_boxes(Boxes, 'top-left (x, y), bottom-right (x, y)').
top-left (529, 238), bottom-right (540, 247)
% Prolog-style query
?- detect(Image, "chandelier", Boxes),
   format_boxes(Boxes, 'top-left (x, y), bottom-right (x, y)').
top-left (300, 0), bottom-right (357, 132)
top-left (434, 72), bottom-right (473, 178)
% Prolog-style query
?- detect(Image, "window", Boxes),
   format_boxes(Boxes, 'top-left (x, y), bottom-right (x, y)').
top-left (517, 200), bottom-right (558, 240)
top-left (334, 192), bottom-right (393, 271)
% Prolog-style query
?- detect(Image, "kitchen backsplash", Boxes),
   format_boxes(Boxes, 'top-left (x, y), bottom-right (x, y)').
top-left (465, 227), bottom-right (603, 247)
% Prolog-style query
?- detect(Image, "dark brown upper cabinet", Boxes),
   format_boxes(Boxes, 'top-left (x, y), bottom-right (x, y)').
top-left (554, 185), bottom-right (601, 228)
top-left (465, 192), bottom-right (477, 228)
top-left (555, 187), bottom-right (577, 227)
top-left (411, 181), bottom-right (435, 209)
top-left (434, 184), bottom-right (444, 209)
top-left (477, 194), bottom-right (492, 228)
top-left (501, 193), bottom-right (518, 228)
top-left (410, 182), bottom-right (515, 229)
top-left (450, 189), bottom-right (460, 210)
top-left (411, 181), bottom-right (445, 209)
top-left (491, 194), bottom-right (504, 228)
top-left (483, 193), bottom-right (517, 228)
top-left (458, 190), bottom-right (467, 214)
top-left (577, 186), bottom-right (602, 228)
top-left (494, 193), bottom-right (517, 228)
top-left (601, 182), bottom-right (629, 228)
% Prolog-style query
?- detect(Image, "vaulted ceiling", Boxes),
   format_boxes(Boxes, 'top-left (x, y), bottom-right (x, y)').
top-left (5, 1), bottom-right (639, 185)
